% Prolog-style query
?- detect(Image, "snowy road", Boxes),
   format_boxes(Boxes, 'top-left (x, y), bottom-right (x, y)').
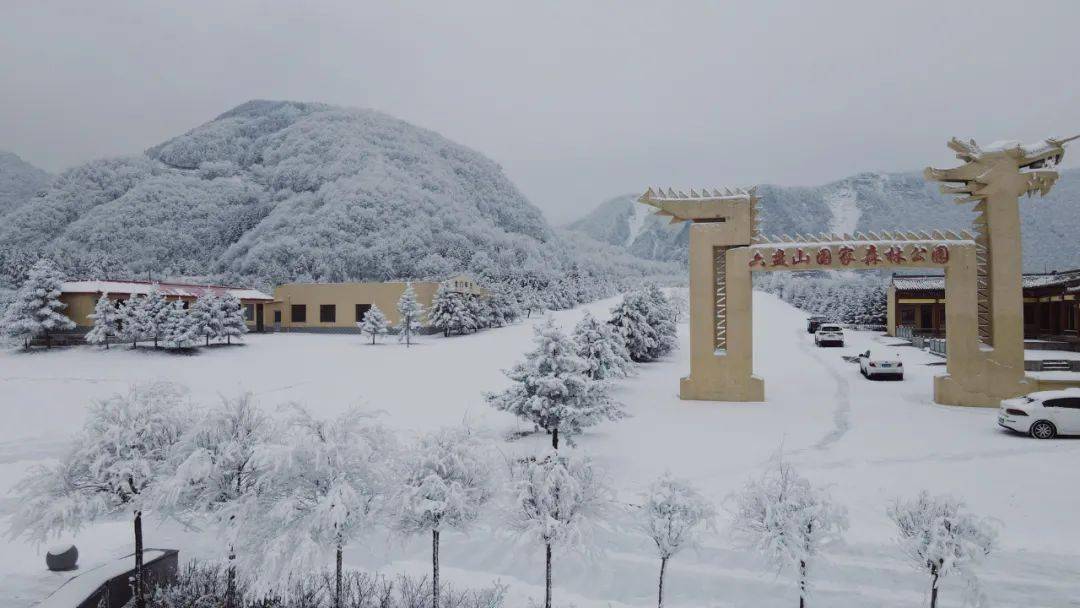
top-left (3, 293), bottom-right (1080, 607)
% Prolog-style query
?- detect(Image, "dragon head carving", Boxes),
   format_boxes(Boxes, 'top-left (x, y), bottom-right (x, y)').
top-left (925, 135), bottom-right (1078, 202)
top-left (637, 186), bottom-right (758, 223)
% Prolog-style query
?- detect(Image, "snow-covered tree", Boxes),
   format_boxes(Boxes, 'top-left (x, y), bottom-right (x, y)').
top-left (161, 301), bottom-right (198, 349)
top-left (154, 393), bottom-right (270, 608)
top-left (0, 259), bottom-right (75, 349)
top-left (85, 293), bottom-right (119, 349)
top-left (357, 304), bottom-right (390, 344)
top-left (396, 282), bottom-right (425, 347)
top-left (518, 287), bottom-right (544, 319)
top-left (429, 285), bottom-right (460, 337)
top-left (396, 424), bottom-right (495, 608)
top-left (7, 382), bottom-right (192, 608)
top-left (239, 406), bottom-right (396, 607)
top-left (669, 290), bottom-right (689, 324)
top-left (486, 319), bottom-right (626, 449)
top-left (730, 459), bottom-right (848, 608)
top-left (486, 289), bottom-right (521, 327)
top-left (117, 295), bottom-right (150, 348)
top-left (144, 287), bottom-right (171, 349)
top-left (573, 311), bottom-right (633, 380)
top-left (218, 293), bottom-right (248, 345)
top-left (639, 473), bottom-right (716, 608)
top-left (509, 450), bottom-right (610, 608)
top-left (887, 491), bottom-right (998, 608)
top-left (189, 294), bottom-right (222, 346)
top-left (466, 296), bottom-right (489, 331)
top-left (609, 285), bottom-right (677, 362)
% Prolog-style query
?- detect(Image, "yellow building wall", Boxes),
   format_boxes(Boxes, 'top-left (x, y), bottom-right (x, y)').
top-left (62, 293), bottom-right (264, 329)
top-left (268, 282), bottom-right (442, 330)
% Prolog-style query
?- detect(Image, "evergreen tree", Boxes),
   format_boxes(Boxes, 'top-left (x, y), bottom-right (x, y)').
top-left (0, 259), bottom-right (75, 349)
top-left (486, 289), bottom-right (521, 327)
top-left (396, 282), bottom-right (424, 347)
top-left (357, 304), bottom-right (390, 344)
top-left (609, 285), bottom-right (677, 362)
top-left (117, 295), bottom-right (150, 348)
top-left (86, 293), bottom-right (119, 349)
top-left (218, 294), bottom-right (248, 345)
top-left (486, 319), bottom-right (625, 449)
top-left (573, 312), bottom-right (633, 380)
top-left (144, 287), bottom-right (171, 349)
top-left (466, 296), bottom-right (489, 331)
top-left (162, 301), bottom-right (198, 349)
top-left (189, 294), bottom-right (221, 346)
top-left (428, 285), bottom-right (460, 337)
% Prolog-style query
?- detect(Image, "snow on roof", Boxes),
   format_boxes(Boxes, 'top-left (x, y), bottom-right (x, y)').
top-left (892, 269), bottom-right (1080, 292)
top-left (61, 280), bottom-right (272, 301)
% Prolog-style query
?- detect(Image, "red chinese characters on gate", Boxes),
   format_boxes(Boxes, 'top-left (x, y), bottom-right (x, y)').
top-left (749, 243), bottom-right (950, 268)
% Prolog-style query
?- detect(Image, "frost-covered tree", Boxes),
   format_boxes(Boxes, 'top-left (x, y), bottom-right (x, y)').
top-left (161, 301), bottom-right (198, 349)
top-left (396, 283), bottom-right (424, 347)
top-left (118, 295), bottom-right (150, 348)
top-left (154, 393), bottom-right (270, 608)
top-left (609, 285), bottom-right (677, 362)
top-left (357, 304), bottom-right (390, 344)
top-left (509, 450), bottom-right (610, 608)
top-left (518, 287), bottom-right (544, 319)
top-left (189, 294), bottom-right (222, 346)
top-left (219, 293), bottom-right (248, 345)
top-left (396, 425), bottom-right (495, 608)
top-left (7, 382), bottom-right (192, 608)
top-left (669, 290), bottom-right (689, 324)
top-left (486, 319), bottom-right (625, 449)
top-left (730, 459), bottom-right (848, 608)
top-left (144, 287), bottom-right (171, 349)
top-left (466, 296), bottom-right (489, 331)
top-left (0, 259), bottom-right (75, 349)
top-left (887, 491), bottom-right (998, 608)
top-left (240, 406), bottom-right (396, 607)
top-left (486, 289), bottom-right (521, 327)
top-left (639, 473), bottom-right (716, 608)
top-left (573, 312), bottom-right (633, 381)
top-left (86, 293), bottom-right (119, 349)
top-left (428, 285), bottom-right (461, 337)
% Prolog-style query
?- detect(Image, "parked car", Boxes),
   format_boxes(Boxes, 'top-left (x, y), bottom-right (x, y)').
top-left (814, 324), bottom-right (845, 347)
top-left (857, 349), bottom-right (904, 380)
top-left (806, 316), bottom-right (829, 334)
top-left (998, 388), bottom-right (1080, 439)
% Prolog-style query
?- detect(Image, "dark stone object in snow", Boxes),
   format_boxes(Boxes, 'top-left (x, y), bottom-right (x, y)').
top-left (46, 544), bottom-right (79, 571)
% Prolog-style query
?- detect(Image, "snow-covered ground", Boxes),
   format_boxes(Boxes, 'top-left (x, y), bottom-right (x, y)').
top-left (825, 185), bottom-right (860, 235)
top-left (3, 293), bottom-right (1080, 607)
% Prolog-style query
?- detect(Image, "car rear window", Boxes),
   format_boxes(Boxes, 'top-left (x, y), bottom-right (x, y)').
top-left (821, 325), bottom-right (841, 331)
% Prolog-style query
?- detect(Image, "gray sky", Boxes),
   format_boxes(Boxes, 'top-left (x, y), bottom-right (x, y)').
top-left (3, 1), bottom-right (1079, 223)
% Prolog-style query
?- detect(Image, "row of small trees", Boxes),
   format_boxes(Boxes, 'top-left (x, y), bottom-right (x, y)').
top-left (428, 286), bottom-right (521, 337)
top-left (757, 272), bottom-right (888, 327)
top-left (86, 290), bottom-right (248, 350)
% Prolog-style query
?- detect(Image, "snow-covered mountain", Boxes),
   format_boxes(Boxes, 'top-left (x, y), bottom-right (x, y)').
top-left (0, 101), bottom-right (675, 291)
top-left (0, 151), bottom-right (51, 219)
top-left (567, 170), bottom-right (1080, 272)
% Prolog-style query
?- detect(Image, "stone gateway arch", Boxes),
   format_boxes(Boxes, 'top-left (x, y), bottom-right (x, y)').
top-left (642, 135), bottom-right (1077, 406)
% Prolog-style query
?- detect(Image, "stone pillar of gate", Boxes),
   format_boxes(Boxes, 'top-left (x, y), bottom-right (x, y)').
top-left (637, 187), bottom-right (763, 402)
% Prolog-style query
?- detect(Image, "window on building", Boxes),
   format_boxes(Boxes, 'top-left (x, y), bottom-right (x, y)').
top-left (244, 304), bottom-right (255, 321)
top-left (320, 304), bottom-right (336, 323)
top-left (274, 310), bottom-right (282, 323)
top-left (1024, 303), bottom-right (1035, 324)
top-left (355, 304), bottom-right (371, 322)
top-left (899, 306), bottom-right (915, 326)
top-left (1068, 304), bottom-right (1078, 331)
top-left (291, 305), bottom-right (307, 323)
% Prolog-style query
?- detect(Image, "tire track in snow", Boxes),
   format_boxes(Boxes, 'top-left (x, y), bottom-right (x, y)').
top-left (794, 324), bottom-right (853, 451)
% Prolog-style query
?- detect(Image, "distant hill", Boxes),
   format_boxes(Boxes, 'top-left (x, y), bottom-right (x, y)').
top-left (0, 100), bottom-right (676, 294)
top-left (0, 151), bottom-right (51, 219)
top-left (567, 170), bottom-right (1080, 272)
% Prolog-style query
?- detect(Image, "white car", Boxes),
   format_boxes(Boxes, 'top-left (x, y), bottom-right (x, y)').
top-left (814, 324), bottom-right (845, 347)
top-left (998, 388), bottom-right (1080, 439)
top-left (857, 349), bottom-right (904, 380)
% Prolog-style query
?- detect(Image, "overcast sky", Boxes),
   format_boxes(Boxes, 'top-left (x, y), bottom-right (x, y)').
top-left (3, 1), bottom-right (1079, 222)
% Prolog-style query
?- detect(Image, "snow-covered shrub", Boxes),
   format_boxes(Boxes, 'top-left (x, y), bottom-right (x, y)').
top-left (238, 406), bottom-right (397, 602)
top-left (86, 293), bottom-right (119, 349)
top-left (573, 311), bottom-right (633, 381)
top-left (395, 424), bottom-right (496, 608)
top-left (0, 259), bottom-right (75, 349)
top-left (887, 491), bottom-right (998, 608)
top-left (486, 319), bottom-right (625, 449)
top-left (357, 304), bottom-right (391, 344)
top-left (508, 450), bottom-right (610, 608)
top-left (397, 283), bottom-right (424, 347)
top-left (8, 382), bottom-right (193, 608)
top-left (639, 473), bottom-right (716, 608)
top-left (729, 458), bottom-right (848, 607)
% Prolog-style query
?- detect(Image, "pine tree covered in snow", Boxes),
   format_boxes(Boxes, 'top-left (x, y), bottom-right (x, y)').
top-left (117, 295), bottom-right (150, 347)
top-left (144, 287), bottom-right (171, 349)
top-left (730, 458), bottom-right (848, 608)
top-left (7, 382), bottom-right (192, 608)
top-left (508, 450), bottom-right (610, 608)
top-left (573, 311), bottom-right (633, 381)
top-left (86, 293), bottom-right (119, 349)
top-left (239, 406), bottom-right (396, 606)
top-left (0, 259), bottom-right (75, 348)
top-left (189, 294), bottom-right (222, 346)
top-left (429, 286), bottom-right (473, 337)
top-left (887, 491), bottom-right (998, 608)
top-left (609, 290), bottom-right (660, 363)
top-left (639, 473), bottom-right (716, 608)
top-left (485, 289), bottom-right (521, 327)
top-left (486, 319), bottom-right (625, 449)
top-left (396, 283), bottom-right (424, 347)
top-left (154, 393), bottom-right (270, 608)
top-left (219, 293), bottom-right (248, 345)
top-left (466, 296), bottom-right (488, 331)
top-left (395, 425), bottom-right (495, 608)
top-left (357, 304), bottom-right (390, 344)
top-left (161, 301), bottom-right (198, 349)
